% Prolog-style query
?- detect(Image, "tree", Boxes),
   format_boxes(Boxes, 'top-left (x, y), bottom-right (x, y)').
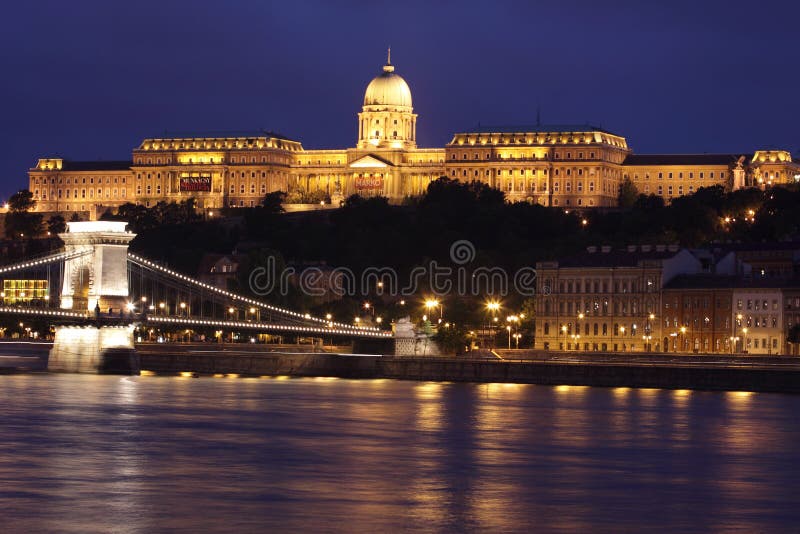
top-left (4, 189), bottom-right (42, 239)
top-left (433, 324), bottom-right (469, 356)
top-left (788, 324), bottom-right (800, 344)
top-left (8, 189), bottom-right (36, 212)
top-left (261, 191), bottom-right (287, 213)
top-left (47, 215), bottom-right (66, 235)
top-left (617, 176), bottom-right (639, 208)
top-left (4, 211), bottom-right (43, 239)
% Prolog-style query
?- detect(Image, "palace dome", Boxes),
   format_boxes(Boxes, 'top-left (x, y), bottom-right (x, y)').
top-left (363, 61), bottom-right (412, 109)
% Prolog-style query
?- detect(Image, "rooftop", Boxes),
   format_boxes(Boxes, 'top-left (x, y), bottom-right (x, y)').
top-left (59, 160), bottom-right (132, 171)
top-left (460, 124), bottom-right (621, 136)
top-left (623, 154), bottom-right (745, 166)
top-left (547, 245), bottom-right (685, 268)
top-left (150, 129), bottom-right (297, 142)
top-left (663, 274), bottom-right (799, 290)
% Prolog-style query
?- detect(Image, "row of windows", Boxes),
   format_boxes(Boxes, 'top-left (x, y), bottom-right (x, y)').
top-left (31, 176), bottom-right (125, 185)
top-left (451, 151), bottom-right (600, 161)
top-left (556, 300), bottom-right (650, 316)
top-left (554, 278), bottom-right (656, 294)
top-left (545, 322), bottom-right (645, 337)
top-left (632, 170), bottom-right (726, 181)
top-left (737, 298), bottom-right (780, 311)
top-left (136, 154), bottom-right (290, 165)
top-left (136, 171), bottom-right (287, 180)
top-left (35, 188), bottom-right (125, 200)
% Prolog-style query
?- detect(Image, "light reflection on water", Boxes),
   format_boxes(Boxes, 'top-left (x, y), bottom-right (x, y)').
top-left (1, 375), bottom-right (799, 532)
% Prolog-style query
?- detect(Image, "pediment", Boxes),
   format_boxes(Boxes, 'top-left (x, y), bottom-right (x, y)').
top-left (349, 154), bottom-right (394, 168)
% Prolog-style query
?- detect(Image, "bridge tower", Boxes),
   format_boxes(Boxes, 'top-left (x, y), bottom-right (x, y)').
top-left (49, 221), bottom-right (139, 374)
top-left (59, 221), bottom-right (136, 312)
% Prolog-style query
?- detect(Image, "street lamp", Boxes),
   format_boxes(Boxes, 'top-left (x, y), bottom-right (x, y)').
top-left (506, 325), bottom-right (512, 349)
top-left (620, 326), bottom-right (626, 351)
top-left (228, 306), bottom-right (236, 320)
top-left (425, 299), bottom-right (442, 319)
top-left (364, 302), bottom-right (375, 317)
top-left (646, 313), bottom-right (655, 351)
top-left (680, 326), bottom-right (687, 352)
top-left (561, 324), bottom-right (568, 350)
top-left (513, 333), bottom-right (522, 349)
top-left (159, 302), bottom-right (166, 315)
top-left (742, 327), bottom-right (749, 353)
top-left (180, 302), bottom-right (187, 317)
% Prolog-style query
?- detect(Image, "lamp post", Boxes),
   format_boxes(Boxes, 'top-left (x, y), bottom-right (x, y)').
top-left (742, 327), bottom-right (749, 354)
top-left (680, 326), bottom-right (687, 353)
top-left (425, 299), bottom-right (442, 320)
top-left (734, 313), bottom-right (743, 353)
top-left (506, 325), bottom-right (512, 349)
top-left (486, 301), bottom-right (500, 349)
top-left (180, 302), bottom-right (187, 317)
top-left (620, 326), bottom-right (626, 352)
top-left (561, 324), bottom-right (567, 350)
top-left (646, 313), bottom-right (655, 351)
top-left (513, 333), bottom-right (521, 349)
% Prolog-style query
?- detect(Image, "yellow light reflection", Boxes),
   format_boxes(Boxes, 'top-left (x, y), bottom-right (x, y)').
top-left (139, 370), bottom-right (155, 377)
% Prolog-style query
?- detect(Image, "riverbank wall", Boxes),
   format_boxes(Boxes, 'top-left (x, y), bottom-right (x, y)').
top-left (138, 350), bottom-right (800, 393)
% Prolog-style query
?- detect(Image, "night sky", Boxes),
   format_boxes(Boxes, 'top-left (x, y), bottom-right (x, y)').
top-left (1, 0), bottom-right (798, 199)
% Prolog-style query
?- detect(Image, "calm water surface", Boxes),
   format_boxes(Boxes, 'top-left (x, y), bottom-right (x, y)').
top-left (1, 374), bottom-right (799, 532)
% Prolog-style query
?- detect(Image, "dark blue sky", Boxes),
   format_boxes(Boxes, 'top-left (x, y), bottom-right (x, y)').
top-left (1, 0), bottom-right (798, 199)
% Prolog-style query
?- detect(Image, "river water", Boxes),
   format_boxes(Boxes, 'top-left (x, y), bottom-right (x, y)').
top-left (1, 374), bottom-right (799, 532)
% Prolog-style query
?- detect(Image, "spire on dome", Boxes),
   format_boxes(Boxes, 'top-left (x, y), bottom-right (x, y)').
top-left (383, 47), bottom-right (394, 73)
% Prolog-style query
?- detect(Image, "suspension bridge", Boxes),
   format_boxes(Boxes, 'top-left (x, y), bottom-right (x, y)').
top-left (0, 221), bottom-right (392, 372)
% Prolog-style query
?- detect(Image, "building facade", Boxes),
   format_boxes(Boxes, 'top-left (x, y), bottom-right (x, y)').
top-left (27, 53), bottom-right (800, 218)
top-left (534, 245), bottom-right (703, 352)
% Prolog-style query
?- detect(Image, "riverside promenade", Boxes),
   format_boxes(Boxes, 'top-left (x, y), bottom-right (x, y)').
top-left (136, 344), bottom-right (800, 393)
top-left (3, 341), bottom-right (799, 393)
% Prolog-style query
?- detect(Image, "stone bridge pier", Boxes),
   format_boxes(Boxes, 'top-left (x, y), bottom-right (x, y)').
top-left (48, 221), bottom-right (139, 374)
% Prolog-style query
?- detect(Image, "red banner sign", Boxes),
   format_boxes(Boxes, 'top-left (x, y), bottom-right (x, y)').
top-left (355, 176), bottom-right (383, 190)
top-left (179, 177), bottom-right (212, 192)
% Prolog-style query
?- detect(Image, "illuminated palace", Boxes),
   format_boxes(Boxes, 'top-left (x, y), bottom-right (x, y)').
top-left (28, 53), bottom-right (799, 218)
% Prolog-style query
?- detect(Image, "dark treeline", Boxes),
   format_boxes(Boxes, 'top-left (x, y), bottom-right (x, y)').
top-left (2, 178), bottom-right (800, 346)
top-left (99, 178), bottom-right (800, 337)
